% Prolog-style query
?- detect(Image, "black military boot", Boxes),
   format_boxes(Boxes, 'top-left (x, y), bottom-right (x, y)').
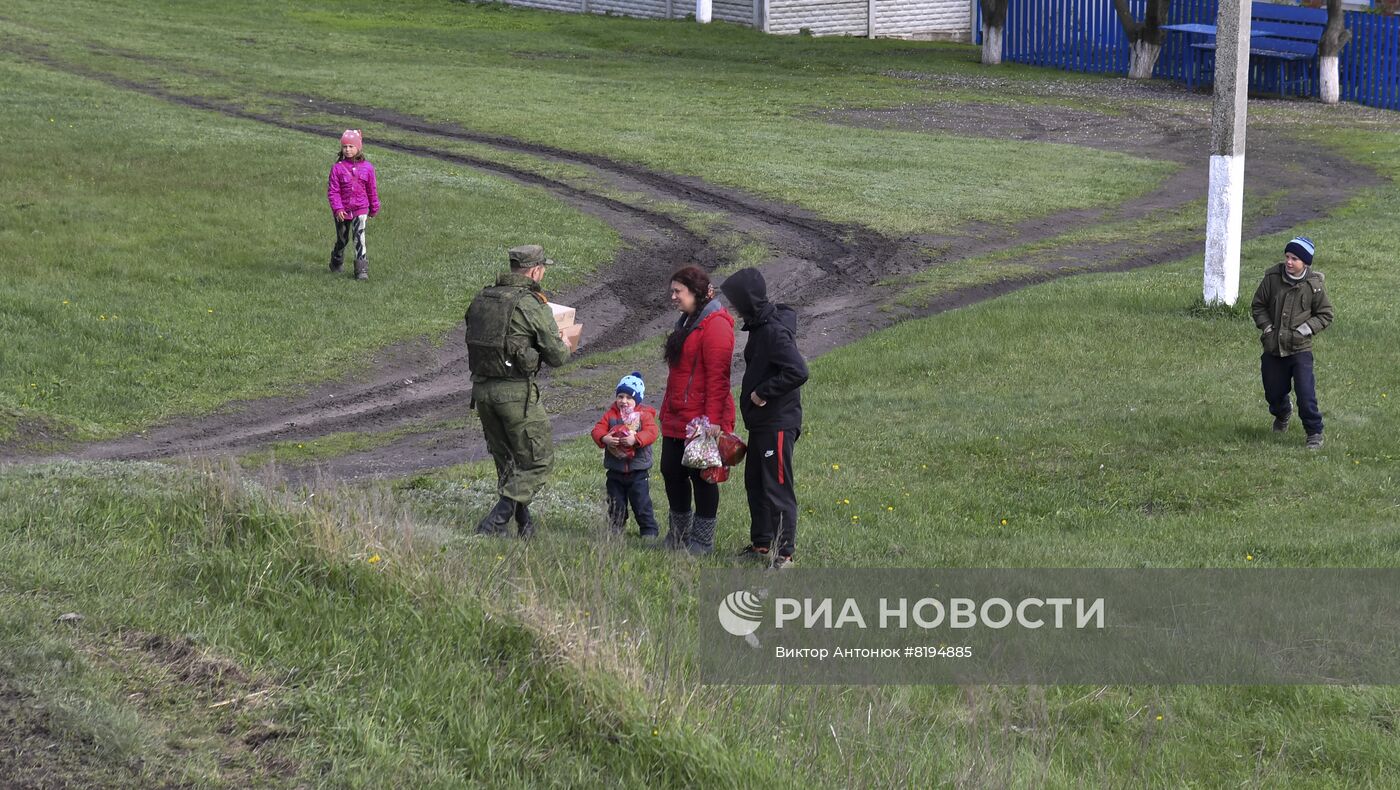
top-left (515, 502), bottom-right (537, 539)
top-left (354, 257), bottom-right (368, 281)
top-left (474, 497), bottom-right (514, 537)
top-left (329, 255), bottom-right (343, 274)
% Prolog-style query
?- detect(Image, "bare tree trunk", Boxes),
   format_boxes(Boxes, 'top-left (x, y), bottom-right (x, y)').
top-left (980, 0), bottom-right (1007, 66)
top-left (1113, 0), bottom-right (1172, 79)
top-left (1318, 0), bottom-right (1351, 104)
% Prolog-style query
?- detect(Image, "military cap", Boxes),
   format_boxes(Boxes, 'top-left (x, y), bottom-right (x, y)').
top-left (509, 244), bottom-right (553, 269)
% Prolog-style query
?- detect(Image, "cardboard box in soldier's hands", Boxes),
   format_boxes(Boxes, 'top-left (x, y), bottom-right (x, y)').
top-left (550, 302), bottom-right (582, 349)
top-left (550, 303), bottom-right (575, 329)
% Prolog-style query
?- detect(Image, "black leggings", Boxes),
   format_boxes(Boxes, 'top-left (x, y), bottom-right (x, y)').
top-left (660, 437), bottom-right (719, 519)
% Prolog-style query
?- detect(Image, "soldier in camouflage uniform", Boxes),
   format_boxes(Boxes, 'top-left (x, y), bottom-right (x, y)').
top-left (466, 245), bottom-right (575, 537)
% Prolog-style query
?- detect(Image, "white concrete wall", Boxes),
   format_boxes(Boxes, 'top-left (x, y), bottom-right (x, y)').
top-left (495, 0), bottom-right (970, 39)
top-left (767, 0), bottom-right (971, 38)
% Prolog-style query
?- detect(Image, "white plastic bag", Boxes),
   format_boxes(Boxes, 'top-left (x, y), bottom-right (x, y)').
top-left (682, 416), bottom-right (722, 469)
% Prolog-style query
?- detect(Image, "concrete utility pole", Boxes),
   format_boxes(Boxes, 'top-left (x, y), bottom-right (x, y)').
top-left (1203, 0), bottom-right (1251, 305)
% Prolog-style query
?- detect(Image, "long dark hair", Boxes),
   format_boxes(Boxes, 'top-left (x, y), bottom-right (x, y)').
top-left (336, 149), bottom-right (366, 163)
top-left (663, 266), bottom-right (712, 367)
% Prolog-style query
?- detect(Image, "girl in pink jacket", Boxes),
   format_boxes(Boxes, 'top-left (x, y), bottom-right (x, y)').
top-left (327, 129), bottom-right (380, 281)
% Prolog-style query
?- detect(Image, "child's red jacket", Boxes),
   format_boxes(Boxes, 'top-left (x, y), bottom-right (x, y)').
top-left (590, 404), bottom-right (659, 473)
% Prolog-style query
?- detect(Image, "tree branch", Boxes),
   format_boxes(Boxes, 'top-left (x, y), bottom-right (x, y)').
top-left (1111, 0), bottom-right (1143, 40)
top-left (1320, 0), bottom-right (1352, 57)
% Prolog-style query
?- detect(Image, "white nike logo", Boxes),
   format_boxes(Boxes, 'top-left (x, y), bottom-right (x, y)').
top-left (764, 450), bottom-right (775, 458)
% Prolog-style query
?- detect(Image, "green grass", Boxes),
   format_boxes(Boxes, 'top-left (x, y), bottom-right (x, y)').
top-left (895, 200), bottom-right (1210, 306)
top-left (237, 420), bottom-right (470, 469)
top-left (6, 0), bottom-right (1400, 784)
top-left (0, 463), bottom-right (771, 787)
top-left (386, 130), bottom-right (1400, 784)
top-left (0, 58), bottom-right (617, 440)
top-left (1, 0), bottom-right (1175, 237)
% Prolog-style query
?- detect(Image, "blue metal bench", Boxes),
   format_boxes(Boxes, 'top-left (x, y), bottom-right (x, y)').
top-left (1170, 4), bottom-right (1327, 97)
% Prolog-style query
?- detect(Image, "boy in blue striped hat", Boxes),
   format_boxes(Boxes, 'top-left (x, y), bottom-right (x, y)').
top-left (590, 372), bottom-right (660, 538)
top-left (1250, 236), bottom-right (1335, 450)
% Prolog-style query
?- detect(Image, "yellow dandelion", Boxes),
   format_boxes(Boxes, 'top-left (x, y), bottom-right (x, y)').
top-left (1000, 519), bottom-right (1008, 526)
top-left (842, 499), bottom-right (850, 505)
top-left (886, 506), bottom-right (894, 512)
top-left (852, 515), bottom-right (859, 521)
top-left (1246, 554), bottom-right (1254, 561)
top-left (652, 728), bottom-right (660, 737)
top-left (1156, 714), bottom-right (1163, 721)
top-left (367, 554), bottom-right (382, 564)
top-left (921, 464), bottom-right (928, 469)
top-left (62, 300), bottom-right (69, 305)
top-left (207, 309), bottom-right (214, 314)
top-left (831, 464), bottom-right (840, 470)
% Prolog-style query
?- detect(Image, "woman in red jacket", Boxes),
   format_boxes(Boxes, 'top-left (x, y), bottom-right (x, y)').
top-left (658, 266), bottom-right (735, 554)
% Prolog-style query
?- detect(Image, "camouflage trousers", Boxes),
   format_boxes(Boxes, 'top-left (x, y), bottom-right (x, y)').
top-left (473, 378), bottom-right (554, 505)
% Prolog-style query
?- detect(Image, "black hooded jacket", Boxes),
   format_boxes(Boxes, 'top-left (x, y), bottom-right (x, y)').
top-left (719, 268), bottom-right (809, 432)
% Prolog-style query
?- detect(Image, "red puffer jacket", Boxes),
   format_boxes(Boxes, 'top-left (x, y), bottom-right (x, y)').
top-left (660, 302), bottom-right (736, 439)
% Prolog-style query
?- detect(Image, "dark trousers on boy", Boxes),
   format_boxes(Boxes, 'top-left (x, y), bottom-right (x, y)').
top-left (1262, 352), bottom-right (1323, 435)
top-left (745, 429), bottom-right (799, 558)
top-left (606, 469), bottom-right (658, 537)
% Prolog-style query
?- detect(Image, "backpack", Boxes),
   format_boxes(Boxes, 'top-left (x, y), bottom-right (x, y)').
top-left (465, 286), bottom-right (540, 379)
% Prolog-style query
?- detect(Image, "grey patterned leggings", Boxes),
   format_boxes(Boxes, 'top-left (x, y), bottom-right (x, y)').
top-left (331, 215), bottom-right (368, 264)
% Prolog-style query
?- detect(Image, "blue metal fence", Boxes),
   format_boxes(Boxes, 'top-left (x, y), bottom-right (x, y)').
top-left (976, 1), bottom-right (1400, 111)
top-left (1345, 8), bottom-right (1400, 109)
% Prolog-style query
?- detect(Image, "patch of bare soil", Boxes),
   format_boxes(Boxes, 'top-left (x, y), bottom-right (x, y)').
top-left (0, 674), bottom-right (157, 790)
top-left (1, 40), bottom-right (1381, 482)
top-left (109, 630), bottom-right (298, 784)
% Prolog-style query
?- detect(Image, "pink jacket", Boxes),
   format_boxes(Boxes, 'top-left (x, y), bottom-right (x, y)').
top-left (327, 158), bottom-right (379, 218)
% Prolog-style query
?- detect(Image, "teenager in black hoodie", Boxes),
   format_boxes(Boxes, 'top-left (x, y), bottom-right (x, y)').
top-left (719, 268), bottom-right (810, 569)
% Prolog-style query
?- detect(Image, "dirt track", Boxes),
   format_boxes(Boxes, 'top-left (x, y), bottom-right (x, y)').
top-left (5, 43), bottom-right (1383, 480)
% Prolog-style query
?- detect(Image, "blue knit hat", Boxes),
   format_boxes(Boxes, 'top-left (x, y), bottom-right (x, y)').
top-left (616, 372), bottom-right (645, 402)
top-left (1285, 236), bottom-right (1315, 267)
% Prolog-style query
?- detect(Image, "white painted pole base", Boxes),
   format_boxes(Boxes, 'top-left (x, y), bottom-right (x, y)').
top-left (1128, 41), bottom-right (1162, 79)
top-left (1320, 55), bottom-right (1340, 104)
top-left (982, 25), bottom-right (1002, 65)
top-left (696, 0), bottom-right (712, 23)
top-left (1203, 153), bottom-right (1245, 305)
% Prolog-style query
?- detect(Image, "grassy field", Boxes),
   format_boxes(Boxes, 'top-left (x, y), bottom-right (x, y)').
top-left (0, 57), bottom-right (617, 441)
top-left (0, 0), bottom-right (1180, 441)
top-left (7, 129), bottom-right (1400, 783)
top-left (1, 0), bottom-right (1173, 238)
top-left (5, 0), bottom-right (1400, 786)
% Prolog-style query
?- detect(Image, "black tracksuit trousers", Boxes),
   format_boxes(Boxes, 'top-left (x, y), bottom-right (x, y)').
top-left (744, 428), bottom-right (799, 557)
